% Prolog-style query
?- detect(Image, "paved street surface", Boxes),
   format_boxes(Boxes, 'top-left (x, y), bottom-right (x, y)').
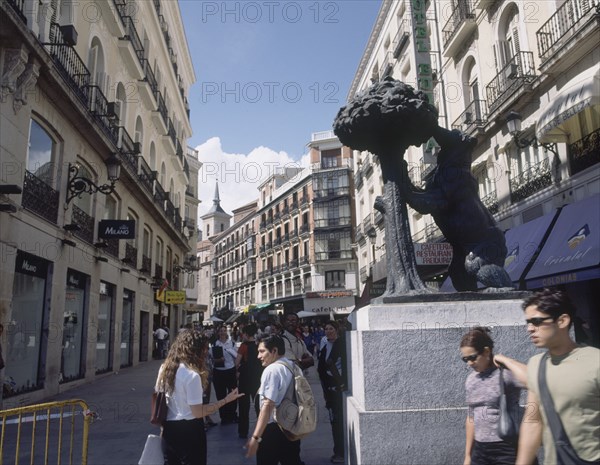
top-left (48, 360), bottom-right (338, 465)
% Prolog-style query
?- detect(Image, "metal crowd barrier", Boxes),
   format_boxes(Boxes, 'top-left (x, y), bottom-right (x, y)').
top-left (0, 399), bottom-right (92, 465)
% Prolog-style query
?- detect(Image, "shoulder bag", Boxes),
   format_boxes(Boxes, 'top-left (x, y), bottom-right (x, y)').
top-left (150, 391), bottom-right (168, 426)
top-left (537, 352), bottom-right (597, 465)
top-left (497, 366), bottom-right (519, 441)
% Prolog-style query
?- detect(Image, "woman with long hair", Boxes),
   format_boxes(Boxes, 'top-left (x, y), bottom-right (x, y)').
top-left (155, 329), bottom-right (243, 465)
top-left (460, 327), bottom-right (529, 465)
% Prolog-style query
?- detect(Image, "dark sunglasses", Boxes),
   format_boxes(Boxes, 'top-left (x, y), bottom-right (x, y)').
top-left (461, 353), bottom-right (479, 363)
top-left (525, 316), bottom-right (555, 327)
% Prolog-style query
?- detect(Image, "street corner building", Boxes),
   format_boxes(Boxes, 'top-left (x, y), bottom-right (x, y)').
top-left (0, 0), bottom-right (201, 405)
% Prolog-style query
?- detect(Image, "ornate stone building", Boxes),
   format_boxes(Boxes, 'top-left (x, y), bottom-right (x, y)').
top-left (0, 0), bottom-right (197, 404)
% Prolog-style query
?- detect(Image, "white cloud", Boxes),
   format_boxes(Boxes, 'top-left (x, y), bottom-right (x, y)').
top-left (195, 137), bottom-right (310, 223)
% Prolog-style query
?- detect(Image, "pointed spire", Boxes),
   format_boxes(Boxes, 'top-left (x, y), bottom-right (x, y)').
top-left (213, 181), bottom-right (221, 205)
top-left (206, 180), bottom-right (227, 215)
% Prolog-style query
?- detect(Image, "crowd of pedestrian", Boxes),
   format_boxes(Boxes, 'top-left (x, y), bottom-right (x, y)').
top-left (150, 288), bottom-right (599, 465)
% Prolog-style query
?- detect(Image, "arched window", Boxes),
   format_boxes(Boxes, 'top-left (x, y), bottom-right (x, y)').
top-left (160, 162), bottom-right (166, 187)
top-left (496, 4), bottom-right (520, 71)
top-left (115, 82), bottom-right (128, 127)
top-left (27, 119), bottom-right (56, 187)
top-left (135, 116), bottom-right (144, 151)
top-left (88, 37), bottom-right (106, 90)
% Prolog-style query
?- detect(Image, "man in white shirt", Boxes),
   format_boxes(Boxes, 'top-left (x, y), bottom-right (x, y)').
top-left (154, 326), bottom-right (169, 359)
top-left (281, 313), bottom-right (314, 370)
top-left (213, 326), bottom-right (239, 424)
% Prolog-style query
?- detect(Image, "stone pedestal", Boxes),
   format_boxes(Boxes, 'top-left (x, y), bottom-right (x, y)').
top-left (345, 295), bottom-right (539, 465)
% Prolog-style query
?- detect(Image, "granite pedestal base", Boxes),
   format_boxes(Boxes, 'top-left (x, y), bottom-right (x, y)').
top-left (345, 297), bottom-right (539, 465)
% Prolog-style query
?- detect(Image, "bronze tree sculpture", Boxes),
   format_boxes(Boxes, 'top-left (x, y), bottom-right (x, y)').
top-left (334, 78), bottom-right (437, 296)
top-left (334, 78), bottom-right (513, 295)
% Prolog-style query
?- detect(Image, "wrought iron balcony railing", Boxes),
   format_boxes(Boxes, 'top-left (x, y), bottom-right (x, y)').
top-left (124, 243), bottom-right (137, 267)
top-left (536, 0), bottom-right (600, 61)
top-left (481, 190), bottom-right (499, 215)
top-left (6, 0), bottom-right (27, 22)
top-left (138, 157), bottom-right (156, 195)
top-left (154, 264), bottom-right (163, 279)
top-left (118, 126), bottom-right (140, 174)
top-left (22, 171), bottom-right (59, 224)
top-left (486, 51), bottom-right (536, 113)
top-left (451, 99), bottom-right (488, 134)
top-left (392, 19), bottom-right (410, 58)
top-left (156, 91), bottom-right (168, 127)
top-left (118, 13), bottom-right (145, 67)
top-left (72, 205), bottom-right (95, 244)
top-left (568, 127), bottom-right (600, 176)
top-left (442, 0), bottom-right (476, 48)
top-left (105, 238), bottom-right (119, 257)
top-left (87, 85), bottom-right (119, 145)
top-left (140, 254), bottom-right (152, 276)
top-left (510, 158), bottom-right (552, 204)
top-left (43, 23), bottom-right (91, 106)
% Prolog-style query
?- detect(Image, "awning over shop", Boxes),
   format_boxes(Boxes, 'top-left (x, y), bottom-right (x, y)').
top-left (524, 194), bottom-right (600, 289)
top-left (503, 210), bottom-right (559, 283)
top-left (536, 65), bottom-right (600, 142)
top-left (224, 312), bottom-right (244, 324)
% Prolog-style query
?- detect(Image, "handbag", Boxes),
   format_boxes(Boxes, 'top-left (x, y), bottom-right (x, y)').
top-left (150, 391), bottom-right (168, 426)
top-left (212, 345), bottom-right (225, 368)
top-left (538, 352), bottom-right (597, 465)
top-left (497, 366), bottom-right (519, 441)
top-left (138, 434), bottom-right (164, 465)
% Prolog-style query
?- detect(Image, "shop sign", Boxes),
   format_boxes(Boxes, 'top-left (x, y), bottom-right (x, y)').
top-left (305, 290), bottom-right (353, 299)
top-left (303, 295), bottom-right (355, 314)
top-left (165, 291), bottom-right (186, 305)
top-left (15, 250), bottom-right (49, 278)
top-left (67, 269), bottom-right (87, 289)
top-left (410, 0), bottom-right (433, 104)
top-left (98, 220), bottom-right (135, 239)
top-left (414, 242), bottom-right (453, 265)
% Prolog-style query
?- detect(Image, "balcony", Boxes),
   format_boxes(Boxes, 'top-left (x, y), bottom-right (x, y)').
top-left (451, 99), bottom-right (488, 135)
top-left (510, 158), bottom-right (553, 204)
top-left (138, 157), bottom-right (156, 195)
top-left (123, 243), bottom-right (137, 268)
top-left (299, 256), bottom-right (310, 266)
top-left (43, 23), bottom-right (91, 107)
top-left (300, 195), bottom-right (309, 207)
top-left (163, 118), bottom-right (177, 154)
top-left (360, 266), bottom-right (369, 283)
top-left (380, 51), bottom-right (394, 78)
top-left (152, 91), bottom-right (169, 134)
top-left (481, 190), bottom-right (499, 215)
top-left (154, 180), bottom-right (167, 207)
top-left (314, 217), bottom-right (352, 229)
top-left (311, 130), bottom-right (336, 142)
top-left (116, 13), bottom-right (145, 79)
top-left (154, 264), bottom-right (163, 279)
top-left (140, 254), bottom-right (152, 276)
top-left (22, 171), bottom-right (59, 224)
top-left (6, 0), bottom-right (27, 23)
top-left (118, 126), bottom-right (140, 175)
top-left (313, 186), bottom-right (350, 201)
top-left (300, 224), bottom-right (310, 235)
top-left (568, 127), bottom-right (600, 176)
top-left (442, 0), bottom-right (477, 58)
top-left (355, 169), bottom-right (363, 189)
top-left (87, 85), bottom-right (119, 145)
top-left (392, 19), bottom-right (410, 58)
top-left (105, 238), bottom-right (119, 257)
top-left (138, 59), bottom-right (159, 110)
top-left (72, 205), bottom-right (94, 244)
top-left (315, 250), bottom-right (353, 261)
top-left (536, 0), bottom-right (600, 70)
top-left (485, 51), bottom-right (536, 114)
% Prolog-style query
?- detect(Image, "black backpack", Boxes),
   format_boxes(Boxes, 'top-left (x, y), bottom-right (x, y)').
top-left (238, 341), bottom-right (263, 393)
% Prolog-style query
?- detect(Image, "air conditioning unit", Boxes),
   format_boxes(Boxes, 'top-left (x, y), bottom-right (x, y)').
top-left (504, 63), bottom-right (519, 80)
top-left (107, 101), bottom-right (121, 120)
top-left (59, 25), bottom-right (78, 46)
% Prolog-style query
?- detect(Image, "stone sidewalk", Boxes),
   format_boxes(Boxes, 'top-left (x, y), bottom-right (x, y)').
top-left (47, 359), bottom-right (338, 465)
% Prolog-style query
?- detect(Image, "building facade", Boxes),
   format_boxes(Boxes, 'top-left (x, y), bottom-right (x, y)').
top-left (350, 0), bottom-right (599, 339)
top-left (0, 0), bottom-right (196, 404)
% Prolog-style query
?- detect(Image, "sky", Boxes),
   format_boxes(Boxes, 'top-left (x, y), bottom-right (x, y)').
top-left (178, 0), bottom-right (382, 218)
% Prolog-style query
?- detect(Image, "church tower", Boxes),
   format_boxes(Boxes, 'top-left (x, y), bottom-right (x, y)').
top-left (200, 182), bottom-right (231, 239)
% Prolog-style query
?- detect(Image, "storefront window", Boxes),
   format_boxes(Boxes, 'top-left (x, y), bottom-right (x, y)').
top-left (96, 281), bottom-right (114, 374)
top-left (5, 251), bottom-right (50, 396)
top-left (121, 289), bottom-right (134, 368)
top-left (62, 270), bottom-right (88, 383)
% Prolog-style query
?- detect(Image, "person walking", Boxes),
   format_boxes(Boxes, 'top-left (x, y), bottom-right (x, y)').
top-left (459, 327), bottom-right (529, 465)
top-left (212, 325), bottom-right (239, 424)
top-left (516, 288), bottom-right (600, 465)
top-left (154, 329), bottom-right (243, 465)
top-left (317, 321), bottom-right (347, 464)
top-left (245, 335), bottom-right (303, 465)
top-left (236, 323), bottom-right (264, 439)
top-left (281, 313), bottom-right (314, 370)
top-left (154, 325), bottom-right (169, 359)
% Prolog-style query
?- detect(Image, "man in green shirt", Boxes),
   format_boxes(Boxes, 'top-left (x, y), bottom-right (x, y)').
top-left (517, 288), bottom-right (600, 464)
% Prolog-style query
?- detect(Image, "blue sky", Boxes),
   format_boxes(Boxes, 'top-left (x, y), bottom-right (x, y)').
top-left (179, 0), bottom-right (381, 215)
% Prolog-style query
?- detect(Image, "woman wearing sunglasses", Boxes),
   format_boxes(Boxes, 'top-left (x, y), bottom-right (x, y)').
top-left (460, 327), bottom-right (529, 465)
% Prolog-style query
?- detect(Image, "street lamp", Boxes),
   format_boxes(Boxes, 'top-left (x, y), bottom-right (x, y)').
top-left (66, 154), bottom-right (121, 205)
top-left (506, 111), bottom-right (558, 155)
